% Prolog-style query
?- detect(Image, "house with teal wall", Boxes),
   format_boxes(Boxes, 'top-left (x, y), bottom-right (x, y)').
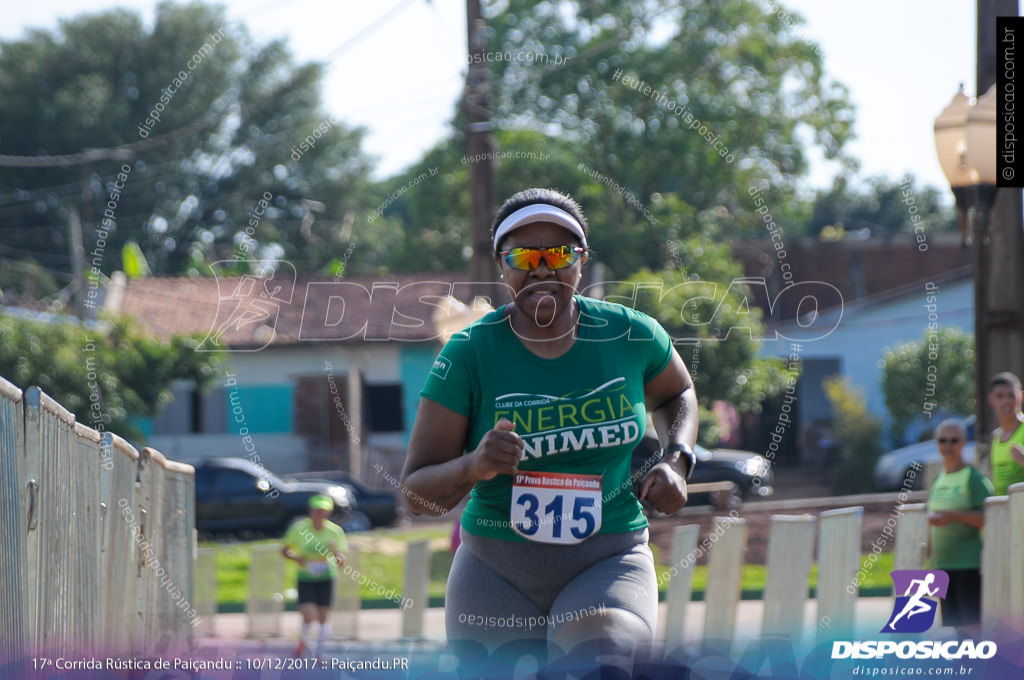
top-left (111, 271), bottom-right (485, 478)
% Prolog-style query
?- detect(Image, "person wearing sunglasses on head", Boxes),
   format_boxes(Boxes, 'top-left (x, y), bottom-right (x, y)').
top-left (926, 418), bottom-right (993, 640)
top-left (401, 187), bottom-right (697, 668)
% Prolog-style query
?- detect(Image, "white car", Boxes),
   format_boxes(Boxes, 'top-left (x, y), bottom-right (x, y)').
top-left (874, 435), bottom-right (977, 490)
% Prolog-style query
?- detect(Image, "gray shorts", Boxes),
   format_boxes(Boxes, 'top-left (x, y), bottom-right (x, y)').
top-left (445, 528), bottom-right (658, 650)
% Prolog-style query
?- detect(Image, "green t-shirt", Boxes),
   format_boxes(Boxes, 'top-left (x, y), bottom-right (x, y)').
top-left (927, 465), bottom-right (993, 570)
top-left (282, 517), bottom-right (347, 581)
top-left (991, 421), bottom-right (1024, 496)
top-left (420, 295), bottom-right (674, 542)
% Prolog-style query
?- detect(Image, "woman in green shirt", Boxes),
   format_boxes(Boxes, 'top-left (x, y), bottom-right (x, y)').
top-left (402, 188), bottom-right (698, 666)
top-left (927, 418), bottom-right (993, 639)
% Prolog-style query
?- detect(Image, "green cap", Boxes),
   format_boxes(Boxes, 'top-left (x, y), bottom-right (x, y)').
top-left (309, 494), bottom-right (334, 511)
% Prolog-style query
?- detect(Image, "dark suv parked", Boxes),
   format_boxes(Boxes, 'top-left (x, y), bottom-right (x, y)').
top-left (193, 458), bottom-right (356, 537)
top-left (289, 470), bottom-right (402, 527)
top-left (631, 435), bottom-right (774, 510)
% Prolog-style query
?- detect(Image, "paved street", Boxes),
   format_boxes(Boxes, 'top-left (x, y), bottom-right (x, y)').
top-left (192, 598), bottom-right (903, 660)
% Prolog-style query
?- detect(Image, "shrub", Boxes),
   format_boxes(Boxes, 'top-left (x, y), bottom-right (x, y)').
top-left (825, 376), bottom-right (883, 494)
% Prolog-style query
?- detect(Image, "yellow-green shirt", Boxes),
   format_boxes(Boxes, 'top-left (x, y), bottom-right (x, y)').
top-left (991, 421), bottom-right (1024, 496)
top-left (282, 517), bottom-right (347, 581)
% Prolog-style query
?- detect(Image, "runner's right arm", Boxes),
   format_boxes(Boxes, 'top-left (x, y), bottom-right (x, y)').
top-left (280, 523), bottom-right (307, 566)
top-left (281, 545), bottom-right (306, 566)
top-left (402, 399), bottom-right (524, 515)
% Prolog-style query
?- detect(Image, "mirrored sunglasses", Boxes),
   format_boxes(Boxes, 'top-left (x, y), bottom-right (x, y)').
top-left (500, 245), bottom-right (584, 271)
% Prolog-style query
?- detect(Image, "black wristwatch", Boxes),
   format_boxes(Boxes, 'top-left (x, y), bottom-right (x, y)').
top-left (661, 443), bottom-right (696, 480)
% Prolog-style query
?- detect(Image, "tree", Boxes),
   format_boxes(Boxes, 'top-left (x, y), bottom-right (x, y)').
top-left (0, 2), bottom-right (379, 293)
top-left (803, 174), bottom-right (957, 241)
top-left (825, 375), bottom-right (883, 494)
top-left (0, 312), bottom-right (221, 440)
top-left (0, 259), bottom-right (62, 306)
top-left (881, 327), bottom-right (975, 446)
top-left (367, 0), bottom-right (856, 277)
top-left (367, 127), bottom-right (598, 273)
top-left (474, 0), bottom-right (855, 276)
top-left (616, 239), bottom-right (792, 446)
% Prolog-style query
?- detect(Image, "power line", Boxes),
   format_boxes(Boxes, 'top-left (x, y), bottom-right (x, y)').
top-left (0, 107), bottom-right (375, 214)
top-left (0, 153), bottom-right (217, 206)
top-left (321, 0), bottom-right (420, 62)
top-left (0, 112), bottom-right (223, 317)
top-left (0, 114), bottom-right (222, 168)
top-left (0, 245), bottom-right (75, 266)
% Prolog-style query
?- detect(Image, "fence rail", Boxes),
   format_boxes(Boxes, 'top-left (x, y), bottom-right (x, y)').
top-left (190, 485), bottom-right (1024, 649)
top-left (0, 375), bottom-right (195, 659)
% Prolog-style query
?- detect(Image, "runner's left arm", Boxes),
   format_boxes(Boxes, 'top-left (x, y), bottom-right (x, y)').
top-left (329, 538), bottom-right (346, 567)
top-left (640, 348), bottom-right (698, 514)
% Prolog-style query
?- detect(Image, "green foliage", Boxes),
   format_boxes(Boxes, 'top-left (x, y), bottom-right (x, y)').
top-left (0, 2), bottom-right (377, 282)
top-left (0, 311), bottom-right (220, 440)
top-left (0, 260), bottom-right (61, 305)
top-left (824, 376), bottom-right (883, 494)
top-left (0, 0), bottom-right (949, 285)
top-left (481, 0), bottom-right (855, 254)
top-left (616, 243), bottom-right (793, 446)
top-left (881, 327), bottom-right (975, 445)
top-left (802, 174), bottom-right (956, 240)
top-left (371, 0), bottom-right (858, 276)
top-left (365, 128), bottom-right (595, 274)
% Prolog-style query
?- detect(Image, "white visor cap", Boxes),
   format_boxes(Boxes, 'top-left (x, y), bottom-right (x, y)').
top-left (493, 203), bottom-right (587, 251)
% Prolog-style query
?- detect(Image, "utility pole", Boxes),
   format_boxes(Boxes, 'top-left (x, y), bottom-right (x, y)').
top-left (74, 149), bottom-right (132, 320)
top-left (974, 0), bottom-right (1024, 443)
top-left (464, 0), bottom-right (496, 299)
top-left (67, 207), bottom-right (86, 319)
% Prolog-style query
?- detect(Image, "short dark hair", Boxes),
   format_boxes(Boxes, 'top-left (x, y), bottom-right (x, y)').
top-left (988, 371), bottom-right (1022, 393)
top-left (490, 188), bottom-right (589, 254)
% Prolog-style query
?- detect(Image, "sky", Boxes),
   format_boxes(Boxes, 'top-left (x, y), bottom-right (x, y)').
top-left (2, 0), bottom-right (981, 194)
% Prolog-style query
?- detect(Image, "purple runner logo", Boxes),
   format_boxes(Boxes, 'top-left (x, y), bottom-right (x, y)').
top-left (881, 570), bottom-right (949, 634)
top-left (833, 568), bottom-right (996, 660)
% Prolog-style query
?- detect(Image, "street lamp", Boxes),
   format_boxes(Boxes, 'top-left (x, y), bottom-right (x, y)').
top-left (933, 85), bottom-right (998, 442)
top-left (934, 86), bottom-right (997, 242)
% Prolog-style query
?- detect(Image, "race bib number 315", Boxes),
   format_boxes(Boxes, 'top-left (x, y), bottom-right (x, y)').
top-left (510, 471), bottom-right (602, 545)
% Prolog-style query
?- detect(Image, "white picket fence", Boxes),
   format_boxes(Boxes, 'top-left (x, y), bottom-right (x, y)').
top-left (236, 542), bottom-right (366, 641)
top-left (0, 375), bottom-right (196, 661)
top-left (983, 483), bottom-right (1024, 636)
top-left (655, 484), bottom-right (1024, 652)
top-left (189, 484), bottom-right (1024, 649)
top-left (192, 539), bottom-right (427, 640)
top-left (662, 507), bottom-right (866, 655)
